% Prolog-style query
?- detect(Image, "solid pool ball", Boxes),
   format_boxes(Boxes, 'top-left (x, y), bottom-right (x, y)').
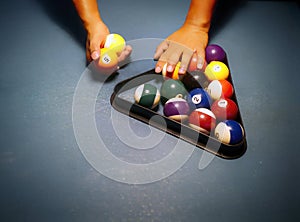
top-left (188, 108), bottom-right (216, 134)
top-left (187, 88), bottom-right (211, 109)
top-left (205, 44), bottom-right (226, 63)
top-left (160, 79), bottom-right (187, 104)
top-left (162, 62), bottom-right (183, 80)
top-left (103, 33), bottom-right (126, 55)
top-left (181, 70), bottom-right (209, 91)
top-left (214, 120), bottom-right (244, 145)
top-left (204, 61), bottom-right (229, 81)
top-left (96, 48), bottom-right (118, 75)
top-left (211, 98), bottom-right (238, 120)
top-left (163, 97), bottom-right (190, 122)
top-left (207, 80), bottom-right (234, 100)
top-left (134, 83), bottom-right (160, 109)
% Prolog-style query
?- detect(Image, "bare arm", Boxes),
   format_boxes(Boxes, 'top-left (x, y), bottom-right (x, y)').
top-left (155, 0), bottom-right (216, 74)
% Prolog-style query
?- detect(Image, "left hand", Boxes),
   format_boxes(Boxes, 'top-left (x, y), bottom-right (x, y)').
top-left (154, 24), bottom-right (209, 75)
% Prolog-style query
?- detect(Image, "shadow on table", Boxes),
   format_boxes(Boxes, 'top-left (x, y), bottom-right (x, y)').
top-left (35, 0), bottom-right (86, 49)
top-left (210, 0), bottom-right (247, 39)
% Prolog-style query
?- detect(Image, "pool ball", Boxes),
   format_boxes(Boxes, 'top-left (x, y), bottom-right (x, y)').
top-left (214, 120), bottom-right (244, 145)
top-left (103, 33), bottom-right (126, 55)
top-left (205, 44), bottom-right (226, 63)
top-left (163, 97), bottom-right (190, 122)
top-left (188, 108), bottom-right (216, 134)
top-left (162, 62), bottom-right (183, 80)
top-left (204, 61), bottom-right (229, 81)
top-left (160, 79), bottom-right (187, 104)
top-left (96, 48), bottom-right (118, 75)
top-left (187, 88), bottom-right (211, 109)
top-left (134, 83), bottom-right (160, 109)
top-left (181, 70), bottom-right (209, 91)
top-left (207, 80), bottom-right (234, 100)
top-left (211, 98), bottom-right (238, 120)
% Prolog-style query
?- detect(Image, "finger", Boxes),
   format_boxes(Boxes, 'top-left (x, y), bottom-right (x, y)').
top-left (197, 49), bottom-right (206, 70)
top-left (153, 40), bottom-right (169, 60)
top-left (179, 49), bottom-right (193, 74)
top-left (118, 45), bottom-right (132, 63)
top-left (188, 52), bottom-right (198, 72)
top-left (155, 60), bottom-right (165, 73)
top-left (86, 40), bottom-right (92, 62)
top-left (90, 37), bottom-right (102, 60)
top-left (163, 47), bottom-right (182, 72)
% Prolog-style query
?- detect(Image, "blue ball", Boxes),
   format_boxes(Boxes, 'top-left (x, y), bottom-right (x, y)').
top-left (214, 120), bottom-right (244, 144)
top-left (187, 88), bottom-right (211, 109)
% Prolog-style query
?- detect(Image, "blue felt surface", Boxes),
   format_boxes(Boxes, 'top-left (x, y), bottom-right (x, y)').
top-left (0, 0), bottom-right (299, 221)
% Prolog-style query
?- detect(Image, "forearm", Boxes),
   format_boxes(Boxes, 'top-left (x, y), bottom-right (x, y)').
top-left (184, 0), bottom-right (216, 32)
top-left (72, 0), bottom-right (103, 32)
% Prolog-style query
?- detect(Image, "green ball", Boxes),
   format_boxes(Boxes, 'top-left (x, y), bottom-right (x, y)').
top-left (134, 83), bottom-right (160, 109)
top-left (160, 79), bottom-right (187, 104)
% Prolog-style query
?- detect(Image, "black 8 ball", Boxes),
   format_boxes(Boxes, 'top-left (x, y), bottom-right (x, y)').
top-left (181, 70), bottom-right (209, 91)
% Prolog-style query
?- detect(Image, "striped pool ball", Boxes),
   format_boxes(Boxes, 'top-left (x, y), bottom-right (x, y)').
top-left (162, 62), bottom-right (183, 80)
top-left (214, 120), bottom-right (244, 145)
top-left (134, 83), bottom-right (160, 109)
top-left (187, 88), bottom-right (211, 110)
top-left (211, 98), bottom-right (238, 120)
top-left (188, 108), bottom-right (216, 134)
top-left (207, 80), bottom-right (234, 100)
top-left (163, 97), bottom-right (190, 122)
top-left (204, 61), bottom-right (229, 81)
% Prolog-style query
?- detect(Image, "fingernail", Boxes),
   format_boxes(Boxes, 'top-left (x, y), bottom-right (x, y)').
top-left (167, 65), bottom-right (173, 72)
top-left (197, 58), bottom-right (204, 69)
top-left (155, 66), bottom-right (161, 73)
top-left (91, 51), bottom-right (100, 60)
top-left (179, 67), bottom-right (186, 74)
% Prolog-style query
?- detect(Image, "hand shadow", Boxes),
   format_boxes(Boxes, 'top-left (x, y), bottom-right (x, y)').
top-left (34, 0), bottom-right (86, 50)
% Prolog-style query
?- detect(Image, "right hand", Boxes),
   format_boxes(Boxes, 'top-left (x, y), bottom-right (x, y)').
top-left (86, 21), bottom-right (132, 65)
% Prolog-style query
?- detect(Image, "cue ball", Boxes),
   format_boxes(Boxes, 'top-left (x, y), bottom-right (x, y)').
top-left (163, 97), bottom-right (190, 122)
top-left (187, 88), bottom-right (211, 109)
top-left (162, 62), bottom-right (183, 80)
top-left (204, 61), bottom-right (229, 81)
top-left (160, 79), bottom-right (187, 104)
top-left (205, 44), bottom-right (226, 63)
top-left (134, 83), bottom-right (160, 109)
top-left (188, 108), bottom-right (216, 134)
top-left (207, 80), bottom-right (234, 100)
top-left (214, 120), bottom-right (244, 144)
top-left (211, 98), bottom-right (238, 120)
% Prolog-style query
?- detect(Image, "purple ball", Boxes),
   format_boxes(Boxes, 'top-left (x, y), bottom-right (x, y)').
top-left (163, 97), bottom-right (190, 122)
top-left (205, 44), bottom-right (226, 63)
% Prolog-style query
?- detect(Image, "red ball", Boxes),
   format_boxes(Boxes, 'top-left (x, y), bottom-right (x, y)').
top-left (211, 98), bottom-right (238, 120)
top-left (188, 108), bottom-right (216, 134)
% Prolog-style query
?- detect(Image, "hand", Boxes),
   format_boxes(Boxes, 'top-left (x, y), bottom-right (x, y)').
top-left (86, 21), bottom-right (132, 65)
top-left (154, 24), bottom-right (209, 75)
